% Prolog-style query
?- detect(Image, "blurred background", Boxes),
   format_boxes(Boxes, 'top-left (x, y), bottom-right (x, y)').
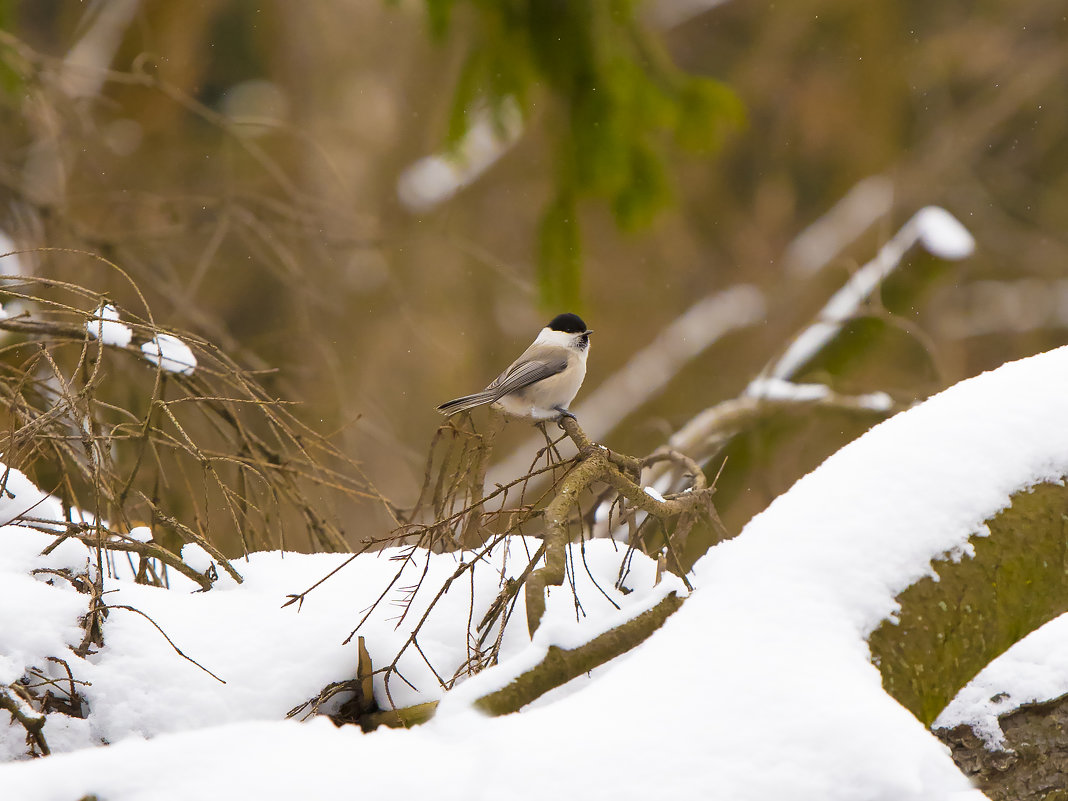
top-left (0, 0), bottom-right (1066, 548)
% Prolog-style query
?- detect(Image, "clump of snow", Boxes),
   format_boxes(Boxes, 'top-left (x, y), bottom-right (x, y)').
top-left (643, 486), bottom-right (665, 502)
top-left (935, 611), bottom-right (1068, 750)
top-left (0, 528), bottom-right (90, 694)
top-left (0, 230), bottom-right (25, 277)
top-left (126, 526), bottom-right (152, 543)
top-left (746, 377), bottom-right (830, 401)
top-left (141, 333), bottom-right (197, 375)
top-left (915, 206), bottom-right (976, 261)
top-left (180, 543), bottom-right (214, 574)
top-left (85, 304), bottom-right (133, 348)
top-left (854, 390), bottom-right (895, 411)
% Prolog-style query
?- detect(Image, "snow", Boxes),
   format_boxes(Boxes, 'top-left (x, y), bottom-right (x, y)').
top-left (935, 611), bottom-right (1068, 750)
top-left (747, 376), bottom-right (830, 401)
top-left (179, 543), bottom-right (214, 574)
top-left (0, 467), bottom-right (65, 528)
top-left (643, 485), bottom-right (666, 502)
top-left (0, 230), bottom-right (25, 277)
top-left (0, 504), bottom-right (669, 753)
top-left (745, 378), bottom-right (894, 412)
top-left (140, 333), bottom-right (197, 375)
top-left (397, 100), bottom-right (523, 211)
top-left (914, 206), bottom-right (976, 261)
top-left (856, 391), bottom-right (895, 411)
top-left (728, 345), bottom-right (1068, 638)
top-left (85, 304), bottom-right (133, 348)
top-left (126, 526), bottom-right (152, 543)
top-left (0, 512), bottom-right (86, 694)
top-left (7, 345), bottom-right (1068, 799)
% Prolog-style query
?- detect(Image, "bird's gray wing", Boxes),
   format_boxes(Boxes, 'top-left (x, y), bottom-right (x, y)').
top-left (487, 356), bottom-right (568, 397)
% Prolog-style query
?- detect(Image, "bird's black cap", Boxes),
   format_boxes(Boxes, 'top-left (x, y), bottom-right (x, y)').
top-left (546, 313), bottom-right (588, 334)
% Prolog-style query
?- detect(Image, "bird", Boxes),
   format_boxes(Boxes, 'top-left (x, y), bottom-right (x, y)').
top-left (437, 313), bottom-right (592, 421)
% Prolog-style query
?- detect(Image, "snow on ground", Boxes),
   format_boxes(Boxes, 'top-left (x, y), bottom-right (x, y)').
top-left (7, 346), bottom-right (1068, 799)
top-left (0, 525), bottom-right (668, 754)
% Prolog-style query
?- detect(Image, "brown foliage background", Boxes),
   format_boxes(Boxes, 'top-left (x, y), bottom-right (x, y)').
top-left (1, 1), bottom-right (1065, 548)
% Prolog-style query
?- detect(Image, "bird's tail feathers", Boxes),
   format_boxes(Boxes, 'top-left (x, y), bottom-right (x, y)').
top-left (436, 390), bottom-right (498, 417)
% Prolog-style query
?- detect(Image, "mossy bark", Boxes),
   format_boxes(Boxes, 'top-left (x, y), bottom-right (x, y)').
top-left (869, 482), bottom-right (1068, 727)
top-left (476, 591), bottom-right (683, 715)
top-left (361, 591), bottom-right (685, 729)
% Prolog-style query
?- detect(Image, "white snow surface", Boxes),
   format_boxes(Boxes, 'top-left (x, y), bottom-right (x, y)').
top-left (85, 304), bottom-right (133, 348)
top-left (140, 333), bottom-right (197, 375)
top-left (7, 345), bottom-right (1068, 799)
top-left (0, 524), bottom-right (669, 745)
top-left (0, 467), bottom-right (64, 529)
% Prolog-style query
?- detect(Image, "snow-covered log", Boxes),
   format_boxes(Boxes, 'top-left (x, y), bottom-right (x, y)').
top-left (870, 482), bottom-right (1068, 727)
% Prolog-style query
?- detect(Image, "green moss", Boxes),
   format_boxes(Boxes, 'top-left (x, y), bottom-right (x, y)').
top-left (476, 591), bottom-right (684, 715)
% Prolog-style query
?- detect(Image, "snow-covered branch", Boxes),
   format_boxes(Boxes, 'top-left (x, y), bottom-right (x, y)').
top-left (764, 206), bottom-right (974, 383)
top-left (630, 206), bottom-right (975, 509)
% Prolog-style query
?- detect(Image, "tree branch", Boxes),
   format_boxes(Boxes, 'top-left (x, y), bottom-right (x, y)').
top-left (525, 416), bottom-right (714, 635)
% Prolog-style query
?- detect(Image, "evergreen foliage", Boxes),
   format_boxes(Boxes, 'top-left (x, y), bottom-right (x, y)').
top-left (424, 0), bottom-right (743, 309)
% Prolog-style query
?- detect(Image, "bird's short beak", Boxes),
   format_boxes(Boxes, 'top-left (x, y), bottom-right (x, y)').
top-left (585, 330), bottom-right (593, 335)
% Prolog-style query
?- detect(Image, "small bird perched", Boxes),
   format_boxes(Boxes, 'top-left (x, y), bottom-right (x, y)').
top-left (437, 313), bottom-right (592, 420)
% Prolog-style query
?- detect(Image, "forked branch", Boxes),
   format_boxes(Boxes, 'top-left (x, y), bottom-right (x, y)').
top-left (525, 416), bottom-right (719, 635)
